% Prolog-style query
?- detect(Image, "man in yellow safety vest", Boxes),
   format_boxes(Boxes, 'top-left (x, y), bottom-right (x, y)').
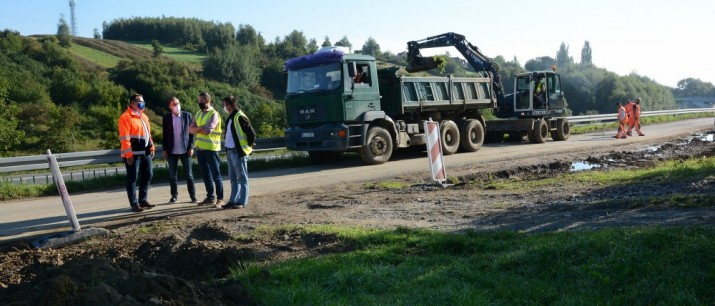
top-left (189, 92), bottom-right (224, 207)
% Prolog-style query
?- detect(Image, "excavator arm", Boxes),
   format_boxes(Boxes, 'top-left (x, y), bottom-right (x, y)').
top-left (406, 32), bottom-right (505, 101)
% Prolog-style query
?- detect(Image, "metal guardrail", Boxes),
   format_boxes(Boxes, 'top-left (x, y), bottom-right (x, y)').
top-left (0, 137), bottom-right (285, 174)
top-left (566, 108), bottom-right (715, 124)
top-left (0, 109), bottom-right (713, 175)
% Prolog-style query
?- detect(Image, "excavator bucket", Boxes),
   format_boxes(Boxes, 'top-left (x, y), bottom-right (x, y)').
top-left (406, 55), bottom-right (444, 73)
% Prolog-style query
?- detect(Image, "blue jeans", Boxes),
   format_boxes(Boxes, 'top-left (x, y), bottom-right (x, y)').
top-left (196, 149), bottom-right (223, 200)
top-left (167, 152), bottom-right (196, 200)
top-left (227, 149), bottom-right (249, 205)
top-left (125, 154), bottom-right (153, 207)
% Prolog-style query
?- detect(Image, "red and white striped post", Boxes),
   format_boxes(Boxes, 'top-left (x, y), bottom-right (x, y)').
top-left (424, 118), bottom-right (447, 184)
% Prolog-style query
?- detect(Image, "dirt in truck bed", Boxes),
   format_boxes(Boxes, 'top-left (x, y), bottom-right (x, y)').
top-left (1, 133), bottom-right (714, 305)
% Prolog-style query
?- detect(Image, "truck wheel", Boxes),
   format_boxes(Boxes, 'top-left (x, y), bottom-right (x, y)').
top-left (529, 119), bottom-right (548, 143)
top-left (440, 120), bottom-right (460, 155)
top-left (460, 119), bottom-right (484, 152)
top-left (359, 126), bottom-right (393, 164)
top-left (551, 118), bottom-right (570, 141)
top-left (308, 151), bottom-right (341, 163)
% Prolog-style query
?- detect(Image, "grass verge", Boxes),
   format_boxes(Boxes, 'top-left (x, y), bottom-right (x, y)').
top-left (232, 225), bottom-right (715, 305)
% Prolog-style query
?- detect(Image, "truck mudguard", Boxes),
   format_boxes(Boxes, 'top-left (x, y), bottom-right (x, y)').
top-left (361, 111), bottom-right (398, 146)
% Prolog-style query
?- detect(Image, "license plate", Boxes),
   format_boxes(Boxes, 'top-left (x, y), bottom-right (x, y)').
top-left (301, 132), bottom-right (314, 138)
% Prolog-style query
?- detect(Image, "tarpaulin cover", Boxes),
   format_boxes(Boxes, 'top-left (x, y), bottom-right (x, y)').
top-left (285, 50), bottom-right (344, 70)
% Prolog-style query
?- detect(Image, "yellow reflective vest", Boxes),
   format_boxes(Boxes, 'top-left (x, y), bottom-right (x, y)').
top-left (231, 110), bottom-right (253, 155)
top-left (195, 107), bottom-right (222, 151)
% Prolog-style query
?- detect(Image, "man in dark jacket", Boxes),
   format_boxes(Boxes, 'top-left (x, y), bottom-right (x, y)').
top-left (220, 95), bottom-right (256, 209)
top-left (162, 97), bottom-right (197, 203)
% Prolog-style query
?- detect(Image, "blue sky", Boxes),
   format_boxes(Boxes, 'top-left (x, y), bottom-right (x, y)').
top-left (1, 0), bottom-right (713, 88)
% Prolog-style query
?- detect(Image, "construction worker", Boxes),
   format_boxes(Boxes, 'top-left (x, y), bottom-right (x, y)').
top-left (534, 75), bottom-right (546, 108)
top-left (189, 92), bottom-right (224, 207)
top-left (623, 99), bottom-right (634, 136)
top-left (630, 98), bottom-right (645, 136)
top-left (615, 102), bottom-right (627, 139)
top-left (118, 93), bottom-right (156, 212)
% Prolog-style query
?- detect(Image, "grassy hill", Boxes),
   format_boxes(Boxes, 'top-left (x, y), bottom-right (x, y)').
top-left (69, 37), bottom-right (204, 68)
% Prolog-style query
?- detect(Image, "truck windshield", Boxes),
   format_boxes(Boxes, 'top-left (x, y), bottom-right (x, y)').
top-left (287, 63), bottom-right (342, 94)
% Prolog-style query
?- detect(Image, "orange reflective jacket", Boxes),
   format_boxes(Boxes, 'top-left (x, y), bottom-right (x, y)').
top-left (118, 107), bottom-right (155, 159)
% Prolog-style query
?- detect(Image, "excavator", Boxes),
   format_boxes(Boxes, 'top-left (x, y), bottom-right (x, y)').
top-left (405, 32), bottom-right (567, 122)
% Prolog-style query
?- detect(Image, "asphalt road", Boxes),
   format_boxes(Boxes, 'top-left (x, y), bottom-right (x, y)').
top-left (1, 118), bottom-right (712, 243)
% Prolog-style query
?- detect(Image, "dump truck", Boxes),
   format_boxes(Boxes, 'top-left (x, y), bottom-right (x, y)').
top-left (283, 32), bottom-right (570, 164)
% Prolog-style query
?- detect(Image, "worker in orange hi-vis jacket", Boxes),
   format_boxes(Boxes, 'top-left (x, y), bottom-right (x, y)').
top-left (632, 98), bottom-right (645, 136)
top-left (623, 99), bottom-right (634, 136)
top-left (118, 93), bottom-right (156, 213)
top-left (615, 102), bottom-right (627, 139)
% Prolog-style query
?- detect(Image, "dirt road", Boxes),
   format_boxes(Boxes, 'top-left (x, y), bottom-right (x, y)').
top-left (0, 118), bottom-right (712, 242)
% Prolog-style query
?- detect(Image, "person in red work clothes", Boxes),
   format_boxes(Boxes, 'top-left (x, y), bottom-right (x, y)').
top-left (628, 97), bottom-right (645, 136)
top-left (623, 99), bottom-right (634, 135)
top-left (615, 102), bottom-right (627, 139)
top-left (118, 93), bottom-right (156, 212)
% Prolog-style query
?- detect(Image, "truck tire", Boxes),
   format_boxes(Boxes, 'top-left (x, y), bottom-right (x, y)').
top-left (460, 119), bottom-right (484, 152)
top-left (529, 119), bottom-right (548, 143)
top-left (440, 120), bottom-right (460, 155)
top-left (308, 151), bottom-right (341, 163)
top-left (551, 118), bottom-right (570, 141)
top-left (359, 126), bottom-right (393, 164)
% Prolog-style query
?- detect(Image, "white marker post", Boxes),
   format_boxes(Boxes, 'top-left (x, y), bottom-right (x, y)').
top-left (424, 118), bottom-right (447, 185)
top-left (47, 149), bottom-right (81, 231)
top-left (33, 150), bottom-right (108, 249)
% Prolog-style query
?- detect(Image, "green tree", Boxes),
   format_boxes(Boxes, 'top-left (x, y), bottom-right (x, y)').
top-left (335, 36), bottom-right (352, 52)
top-left (151, 39), bottom-right (163, 58)
top-left (307, 38), bottom-right (318, 53)
top-left (0, 75), bottom-right (23, 154)
top-left (93, 28), bottom-right (102, 39)
top-left (580, 41), bottom-right (592, 65)
top-left (0, 29), bottom-right (22, 53)
top-left (555, 42), bottom-right (572, 68)
top-left (525, 56), bottom-right (555, 71)
top-left (57, 15), bottom-right (72, 48)
top-left (674, 78), bottom-right (715, 97)
top-left (236, 24), bottom-right (264, 48)
top-left (202, 44), bottom-right (262, 87)
top-left (321, 36), bottom-right (331, 47)
top-left (361, 37), bottom-right (381, 57)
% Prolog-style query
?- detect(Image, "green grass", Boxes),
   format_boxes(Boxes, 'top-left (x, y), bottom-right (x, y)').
top-left (482, 155), bottom-right (715, 190)
top-left (128, 41), bottom-right (205, 64)
top-left (364, 180), bottom-right (410, 190)
top-left (232, 225), bottom-right (715, 305)
top-left (68, 43), bottom-right (121, 68)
